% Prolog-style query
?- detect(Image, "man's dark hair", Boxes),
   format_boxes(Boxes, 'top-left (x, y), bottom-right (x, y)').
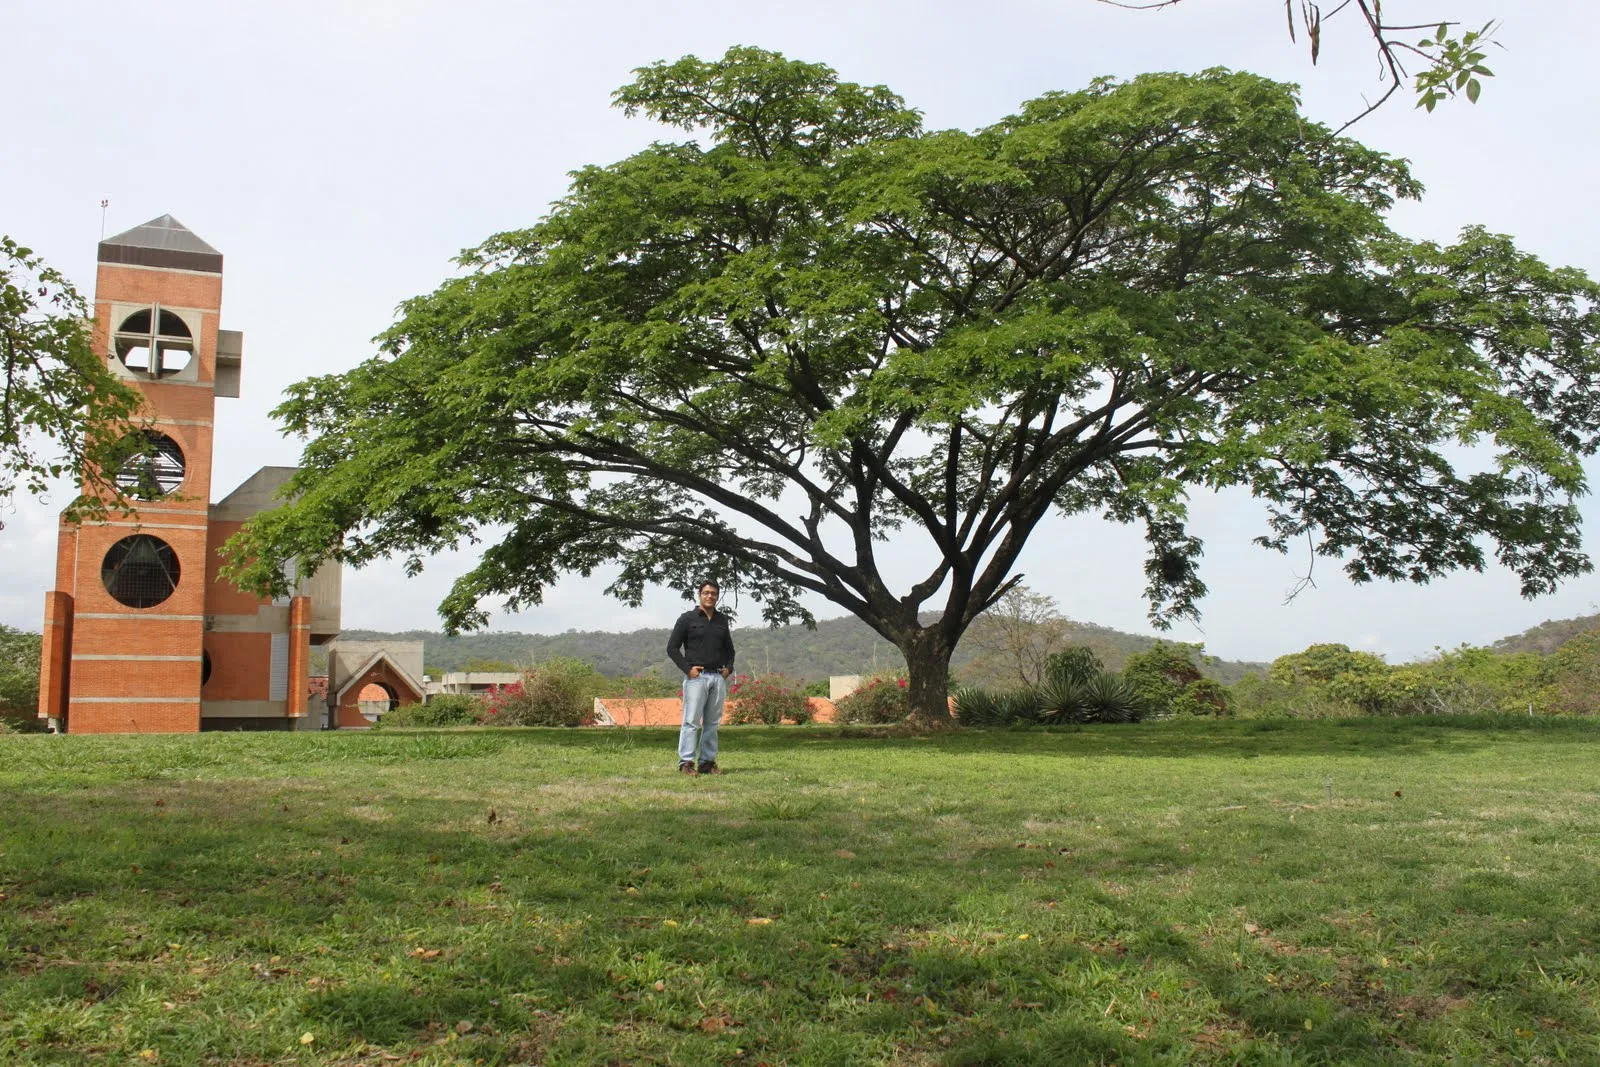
top-left (697, 580), bottom-right (720, 595)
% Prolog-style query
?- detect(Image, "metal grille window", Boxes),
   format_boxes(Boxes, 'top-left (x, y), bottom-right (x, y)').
top-left (113, 431), bottom-right (186, 499)
top-left (114, 305), bottom-right (194, 378)
top-left (101, 534), bottom-right (181, 608)
top-left (269, 634), bottom-right (288, 701)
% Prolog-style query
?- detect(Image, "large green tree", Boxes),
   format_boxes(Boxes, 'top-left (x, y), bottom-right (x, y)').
top-left (226, 49), bottom-right (1600, 722)
top-left (0, 237), bottom-right (146, 521)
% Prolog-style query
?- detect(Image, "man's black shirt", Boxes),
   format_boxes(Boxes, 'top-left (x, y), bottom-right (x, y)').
top-left (667, 608), bottom-right (735, 676)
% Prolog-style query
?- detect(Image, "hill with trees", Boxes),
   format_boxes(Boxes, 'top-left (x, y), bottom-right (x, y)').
top-left (1491, 613), bottom-right (1600, 657)
top-left (328, 606), bottom-right (1600, 690)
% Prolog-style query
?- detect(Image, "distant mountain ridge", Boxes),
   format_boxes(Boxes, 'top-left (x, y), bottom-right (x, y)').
top-left (333, 613), bottom-right (1270, 685)
top-left (1491, 613), bottom-right (1600, 656)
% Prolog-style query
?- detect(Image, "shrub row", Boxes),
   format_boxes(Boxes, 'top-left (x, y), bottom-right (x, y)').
top-left (372, 625), bottom-right (1600, 730)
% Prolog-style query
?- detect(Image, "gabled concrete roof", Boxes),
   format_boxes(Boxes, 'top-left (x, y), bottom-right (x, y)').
top-left (332, 649), bottom-right (425, 707)
top-left (211, 466), bottom-right (298, 520)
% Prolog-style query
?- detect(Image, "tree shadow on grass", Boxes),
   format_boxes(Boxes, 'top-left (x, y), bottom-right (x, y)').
top-left (6, 734), bottom-right (1599, 1064)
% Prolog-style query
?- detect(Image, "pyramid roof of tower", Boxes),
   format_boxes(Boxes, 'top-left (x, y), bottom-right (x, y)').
top-left (98, 214), bottom-right (222, 273)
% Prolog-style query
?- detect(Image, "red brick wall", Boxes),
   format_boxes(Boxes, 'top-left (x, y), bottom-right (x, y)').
top-left (54, 525), bottom-right (77, 592)
top-left (203, 520), bottom-right (262, 616)
top-left (93, 263), bottom-right (221, 304)
top-left (201, 632), bottom-right (272, 701)
top-left (37, 592), bottom-right (72, 724)
top-left (70, 703), bottom-right (200, 734)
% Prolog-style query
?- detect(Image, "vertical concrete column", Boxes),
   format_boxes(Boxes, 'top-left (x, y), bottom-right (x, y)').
top-left (37, 591), bottom-right (74, 729)
top-left (287, 596), bottom-right (311, 719)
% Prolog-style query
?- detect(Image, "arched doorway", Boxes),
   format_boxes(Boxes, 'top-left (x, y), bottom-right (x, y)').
top-left (357, 682), bottom-right (399, 722)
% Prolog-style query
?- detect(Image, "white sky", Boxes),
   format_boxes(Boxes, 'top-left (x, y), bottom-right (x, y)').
top-left (5, 1), bottom-right (1597, 664)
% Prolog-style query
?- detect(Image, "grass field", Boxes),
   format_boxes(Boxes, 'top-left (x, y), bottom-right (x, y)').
top-left (3, 718), bottom-right (1599, 1065)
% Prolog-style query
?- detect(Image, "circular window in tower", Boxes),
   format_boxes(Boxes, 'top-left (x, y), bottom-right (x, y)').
top-left (113, 431), bottom-right (186, 499)
top-left (113, 306), bottom-right (194, 378)
top-left (102, 534), bottom-right (181, 608)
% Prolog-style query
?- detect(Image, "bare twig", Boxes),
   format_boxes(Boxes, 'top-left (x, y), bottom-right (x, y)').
top-left (1097, 1), bottom-right (1502, 130)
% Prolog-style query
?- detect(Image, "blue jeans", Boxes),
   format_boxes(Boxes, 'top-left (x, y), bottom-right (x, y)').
top-left (678, 672), bottom-right (725, 764)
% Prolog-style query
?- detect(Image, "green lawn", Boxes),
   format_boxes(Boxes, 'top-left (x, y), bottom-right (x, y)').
top-left (3, 719), bottom-right (1599, 1065)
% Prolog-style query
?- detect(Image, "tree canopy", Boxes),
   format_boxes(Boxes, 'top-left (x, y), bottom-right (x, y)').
top-left (226, 48), bottom-right (1600, 721)
top-left (0, 237), bottom-right (146, 522)
top-left (0, 623), bottom-right (41, 719)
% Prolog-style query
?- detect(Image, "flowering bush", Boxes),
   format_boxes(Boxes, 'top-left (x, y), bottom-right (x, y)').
top-left (834, 674), bottom-right (910, 724)
top-left (479, 658), bottom-right (595, 727)
top-left (728, 673), bottom-right (807, 724)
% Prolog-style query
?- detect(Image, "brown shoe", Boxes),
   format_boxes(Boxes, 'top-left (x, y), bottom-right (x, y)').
top-left (678, 760), bottom-right (698, 776)
top-left (697, 761), bottom-right (722, 775)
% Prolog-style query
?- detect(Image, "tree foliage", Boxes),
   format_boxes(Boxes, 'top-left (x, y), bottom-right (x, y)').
top-left (1123, 641), bottom-right (1229, 716)
top-left (226, 49), bottom-right (1600, 722)
top-left (0, 238), bottom-right (146, 521)
top-left (1537, 630), bottom-right (1600, 715)
top-left (1249, 639), bottom-right (1551, 717)
top-left (0, 624), bottom-right (41, 719)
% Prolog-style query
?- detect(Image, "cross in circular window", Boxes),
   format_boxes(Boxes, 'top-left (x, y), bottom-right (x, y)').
top-left (113, 305), bottom-right (194, 378)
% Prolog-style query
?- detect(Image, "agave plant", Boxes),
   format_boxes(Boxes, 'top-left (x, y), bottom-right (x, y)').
top-left (954, 686), bottom-right (1044, 727)
top-left (997, 688), bottom-right (1044, 725)
top-left (1077, 673), bottom-right (1143, 723)
top-left (953, 686), bottom-right (1007, 727)
top-left (1038, 673), bottom-right (1144, 724)
top-left (1037, 678), bottom-right (1091, 724)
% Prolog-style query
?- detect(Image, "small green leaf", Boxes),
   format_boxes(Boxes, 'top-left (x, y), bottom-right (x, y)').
top-left (1466, 78), bottom-right (1481, 104)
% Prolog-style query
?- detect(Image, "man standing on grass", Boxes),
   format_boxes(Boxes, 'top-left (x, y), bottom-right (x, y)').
top-left (667, 580), bottom-right (735, 776)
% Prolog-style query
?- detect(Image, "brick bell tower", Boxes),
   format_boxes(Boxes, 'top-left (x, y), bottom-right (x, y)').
top-left (37, 215), bottom-right (340, 733)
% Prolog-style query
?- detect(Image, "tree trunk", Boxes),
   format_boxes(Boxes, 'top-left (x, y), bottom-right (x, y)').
top-left (899, 627), bottom-right (954, 725)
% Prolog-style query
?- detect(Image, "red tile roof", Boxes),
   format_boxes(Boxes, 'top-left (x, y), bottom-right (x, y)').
top-left (595, 697), bottom-right (836, 727)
